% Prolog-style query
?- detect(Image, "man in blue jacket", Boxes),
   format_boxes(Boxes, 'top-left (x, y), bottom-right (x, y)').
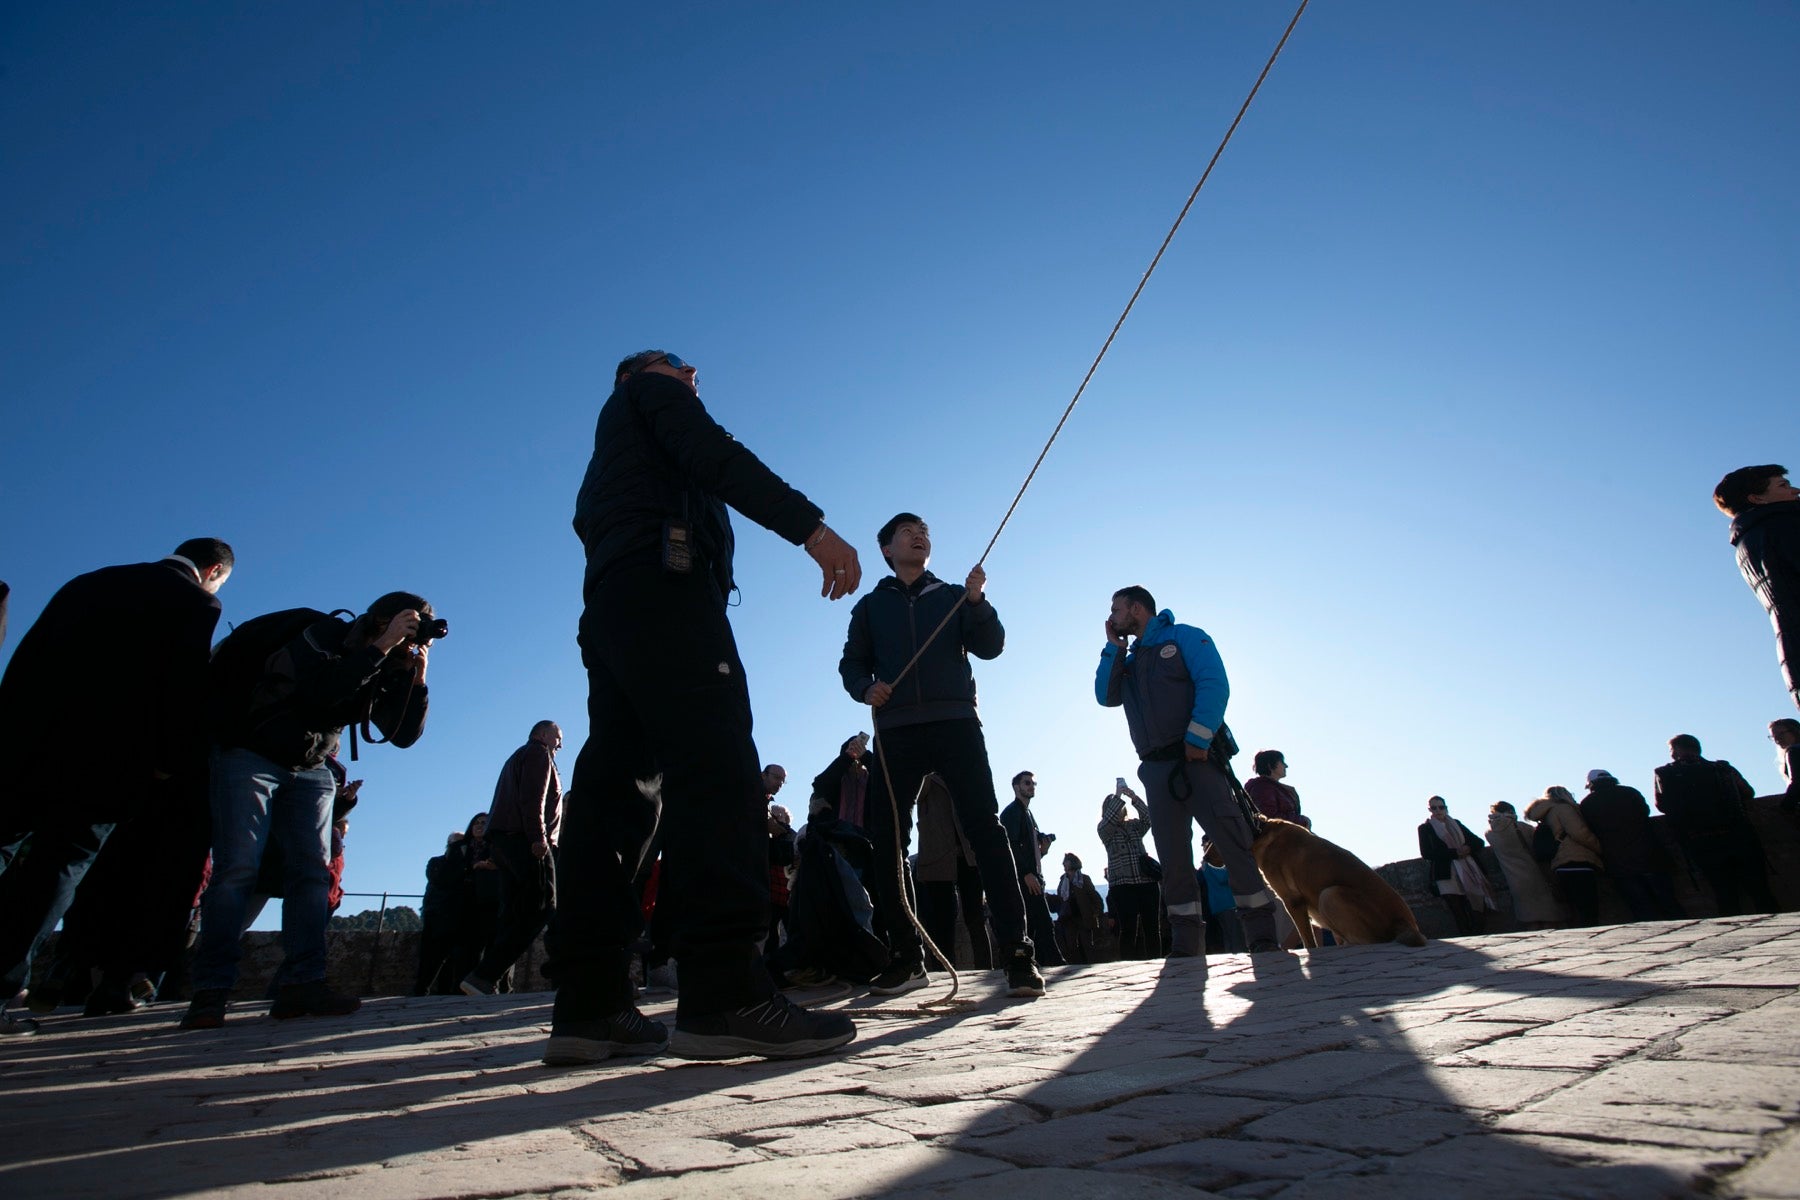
top-left (1095, 585), bottom-right (1278, 956)
top-left (839, 513), bottom-right (1045, 998)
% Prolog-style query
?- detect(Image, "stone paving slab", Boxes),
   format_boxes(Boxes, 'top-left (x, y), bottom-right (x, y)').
top-left (4, 915), bottom-right (1800, 1198)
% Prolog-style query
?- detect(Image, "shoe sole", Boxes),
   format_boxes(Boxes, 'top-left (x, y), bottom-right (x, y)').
top-left (667, 1027), bottom-right (855, 1061)
top-left (459, 981), bottom-right (495, 997)
top-left (866, 977), bottom-right (928, 997)
top-left (1006, 980), bottom-right (1046, 998)
top-left (178, 1014), bottom-right (226, 1030)
top-left (541, 1034), bottom-right (669, 1067)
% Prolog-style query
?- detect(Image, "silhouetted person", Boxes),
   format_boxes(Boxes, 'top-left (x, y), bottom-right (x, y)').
top-left (1580, 770), bottom-right (1682, 922)
top-left (1654, 734), bottom-right (1776, 917)
top-left (0, 538), bottom-right (232, 1035)
top-left (1716, 464), bottom-right (1800, 710)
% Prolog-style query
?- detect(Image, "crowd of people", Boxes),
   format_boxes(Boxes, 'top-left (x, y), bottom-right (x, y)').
top-left (1419, 729), bottom-right (1789, 937)
top-left (2, 352), bottom-right (1795, 1075)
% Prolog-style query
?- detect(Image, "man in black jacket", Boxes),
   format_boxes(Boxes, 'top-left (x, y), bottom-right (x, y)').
top-left (0, 539), bottom-right (232, 1035)
top-left (181, 592), bottom-right (432, 1030)
top-left (1716, 464), bottom-right (1800, 710)
top-left (839, 513), bottom-right (1045, 999)
top-left (545, 349), bottom-right (862, 1067)
top-left (461, 720), bottom-right (562, 996)
top-left (1653, 734), bottom-right (1777, 917)
top-left (999, 771), bottom-right (1064, 966)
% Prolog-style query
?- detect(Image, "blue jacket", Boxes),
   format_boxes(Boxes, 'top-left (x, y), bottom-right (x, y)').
top-left (1095, 609), bottom-right (1228, 759)
top-left (839, 572), bottom-right (1003, 730)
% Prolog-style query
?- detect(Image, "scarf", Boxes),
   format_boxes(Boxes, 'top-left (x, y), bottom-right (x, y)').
top-left (1431, 816), bottom-right (1497, 910)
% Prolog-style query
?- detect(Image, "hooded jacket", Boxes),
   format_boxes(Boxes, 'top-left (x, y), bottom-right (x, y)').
top-left (1524, 796), bottom-right (1604, 871)
top-left (1729, 499), bottom-right (1800, 701)
top-left (838, 572), bottom-right (1003, 730)
top-left (1095, 610), bottom-right (1228, 759)
top-left (573, 370), bottom-right (823, 601)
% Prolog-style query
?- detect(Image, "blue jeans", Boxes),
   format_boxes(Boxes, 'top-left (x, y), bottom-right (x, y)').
top-left (0, 815), bottom-right (116, 995)
top-left (192, 747), bottom-right (335, 992)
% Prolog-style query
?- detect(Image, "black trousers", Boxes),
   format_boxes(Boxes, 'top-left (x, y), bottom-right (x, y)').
top-left (1687, 838), bottom-right (1777, 917)
top-left (547, 563), bottom-right (769, 1017)
top-left (1024, 885), bottom-right (1063, 965)
top-left (916, 860), bottom-right (993, 970)
top-left (1108, 881), bottom-right (1162, 958)
top-left (864, 719), bottom-right (1028, 969)
top-left (474, 831), bottom-right (556, 982)
top-left (1611, 870), bottom-right (1684, 922)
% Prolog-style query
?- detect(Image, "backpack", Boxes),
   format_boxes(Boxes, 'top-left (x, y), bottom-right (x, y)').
top-left (208, 607), bottom-right (346, 746)
top-left (1532, 817), bottom-right (1558, 864)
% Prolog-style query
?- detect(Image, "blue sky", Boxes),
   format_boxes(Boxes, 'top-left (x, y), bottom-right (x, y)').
top-left (4, 2), bottom-right (1798, 924)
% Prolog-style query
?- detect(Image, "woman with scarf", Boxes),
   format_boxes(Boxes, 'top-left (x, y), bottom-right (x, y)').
top-left (1418, 796), bottom-right (1498, 936)
top-left (1524, 786), bottom-right (1605, 926)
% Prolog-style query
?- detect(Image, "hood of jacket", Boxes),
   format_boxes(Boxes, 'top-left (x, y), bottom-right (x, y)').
top-left (1730, 498), bottom-right (1800, 547)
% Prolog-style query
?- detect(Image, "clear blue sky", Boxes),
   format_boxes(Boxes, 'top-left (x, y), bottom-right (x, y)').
top-left (4, 2), bottom-right (1797, 924)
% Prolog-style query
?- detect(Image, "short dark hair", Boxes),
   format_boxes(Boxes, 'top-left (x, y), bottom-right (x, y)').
top-left (877, 512), bottom-right (924, 567)
top-left (173, 538), bottom-right (234, 571)
top-left (1252, 749), bottom-right (1285, 777)
top-left (1714, 464), bottom-right (1787, 516)
top-left (1012, 770), bottom-right (1034, 788)
top-left (1491, 800), bottom-right (1516, 816)
top-left (1112, 585), bottom-right (1156, 615)
top-left (368, 591), bottom-right (432, 624)
top-left (615, 349), bottom-right (668, 383)
top-left (1772, 719), bottom-right (1800, 737)
top-left (530, 719), bottom-right (558, 739)
top-left (1670, 733), bottom-right (1702, 755)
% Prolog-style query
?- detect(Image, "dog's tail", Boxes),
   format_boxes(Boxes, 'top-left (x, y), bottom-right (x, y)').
top-left (1394, 926), bottom-right (1427, 948)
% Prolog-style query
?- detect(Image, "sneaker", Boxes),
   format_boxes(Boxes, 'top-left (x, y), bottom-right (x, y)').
top-left (270, 981), bottom-right (361, 1020)
top-left (669, 993), bottom-right (856, 1060)
top-left (179, 989), bottom-right (230, 1030)
top-left (867, 963), bottom-right (928, 996)
top-left (1004, 948), bottom-right (1046, 998)
top-left (2, 1010), bottom-right (41, 1036)
top-left (542, 1006), bottom-right (669, 1066)
top-left (459, 972), bottom-right (498, 996)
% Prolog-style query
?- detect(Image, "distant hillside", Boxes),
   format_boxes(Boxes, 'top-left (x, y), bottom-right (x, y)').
top-left (329, 905), bottom-right (422, 932)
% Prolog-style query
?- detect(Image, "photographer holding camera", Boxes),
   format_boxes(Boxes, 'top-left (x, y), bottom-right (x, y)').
top-left (180, 591), bottom-right (437, 1030)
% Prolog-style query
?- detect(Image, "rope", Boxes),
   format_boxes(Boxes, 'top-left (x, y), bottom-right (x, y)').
top-left (853, 0), bottom-right (1310, 1019)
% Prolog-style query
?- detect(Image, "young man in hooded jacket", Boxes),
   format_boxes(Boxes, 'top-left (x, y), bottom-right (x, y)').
top-left (1716, 464), bottom-right (1800, 711)
top-left (838, 513), bottom-right (1045, 998)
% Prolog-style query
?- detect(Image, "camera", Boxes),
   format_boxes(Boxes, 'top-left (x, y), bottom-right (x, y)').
top-left (414, 616), bottom-right (449, 644)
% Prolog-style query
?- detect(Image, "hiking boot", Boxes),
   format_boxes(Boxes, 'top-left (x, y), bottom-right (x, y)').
top-left (669, 993), bottom-right (856, 1060)
top-left (270, 981), bottom-right (361, 1020)
top-left (1004, 947), bottom-right (1046, 998)
top-left (179, 989), bottom-right (230, 1030)
top-left (459, 972), bottom-right (497, 996)
top-left (867, 963), bottom-right (928, 996)
top-left (542, 1006), bottom-right (669, 1067)
top-left (25, 981), bottom-right (62, 1016)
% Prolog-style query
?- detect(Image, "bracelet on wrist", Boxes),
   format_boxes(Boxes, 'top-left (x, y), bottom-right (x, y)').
top-left (804, 523), bottom-right (827, 551)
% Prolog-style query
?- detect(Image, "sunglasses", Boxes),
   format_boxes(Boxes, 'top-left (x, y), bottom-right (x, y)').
top-left (653, 352), bottom-right (692, 371)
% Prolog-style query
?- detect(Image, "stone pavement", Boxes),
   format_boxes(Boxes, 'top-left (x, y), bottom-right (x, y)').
top-left (4, 916), bottom-right (1799, 1199)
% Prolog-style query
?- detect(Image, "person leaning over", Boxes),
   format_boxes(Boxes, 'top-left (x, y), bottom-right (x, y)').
top-left (461, 720), bottom-right (563, 996)
top-left (1715, 464), bottom-right (1800, 710)
top-left (839, 512), bottom-right (1047, 999)
top-left (0, 538), bottom-right (233, 1036)
top-left (543, 348), bottom-right (862, 1067)
top-left (1095, 585), bottom-right (1281, 956)
top-left (1579, 769), bottom-right (1683, 922)
top-left (181, 591), bottom-right (433, 1030)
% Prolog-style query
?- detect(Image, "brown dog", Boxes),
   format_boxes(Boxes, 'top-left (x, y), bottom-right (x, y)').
top-left (1250, 816), bottom-right (1426, 948)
